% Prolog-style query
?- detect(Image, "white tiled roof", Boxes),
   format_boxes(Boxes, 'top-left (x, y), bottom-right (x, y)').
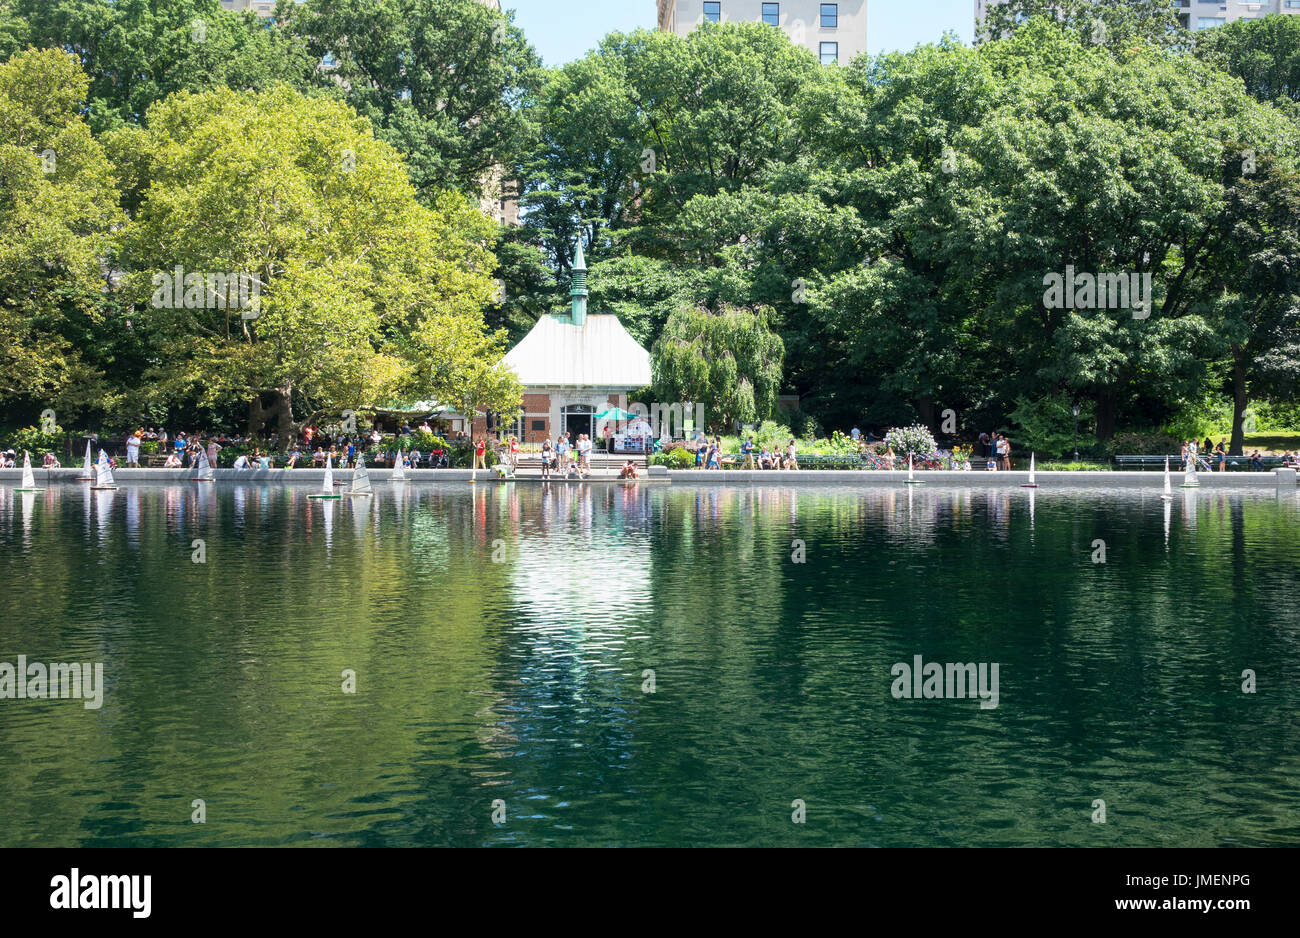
top-left (503, 314), bottom-right (652, 389)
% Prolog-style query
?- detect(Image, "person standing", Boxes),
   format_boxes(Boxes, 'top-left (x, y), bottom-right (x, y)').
top-left (541, 438), bottom-right (554, 479)
top-left (125, 429), bottom-right (142, 467)
top-left (997, 433), bottom-right (1010, 471)
top-left (474, 437), bottom-right (486, 470)
top-left (207, 438), bottom-right (222, 469)
top-left (742, 435), bottom-right (755, 469)
top-left (786, 439), bottom-right (799, 470)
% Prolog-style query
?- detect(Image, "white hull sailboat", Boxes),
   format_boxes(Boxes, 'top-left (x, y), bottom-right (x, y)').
top-left (76, 441), bottom-right (94, 480)
top-left (15, 451), bottom-right (44, 492)
top-left (345, 454), bottom-right (373, 497)
top-left (90, 450), bottom-right (117, 490)
top-left (193, 449), bottom-right (215, 483)
top-left (904, 454), bottom-right (924, 484)
top-left (1181, 453), bottom-right (1201, 488)
top-left (1021, 452), bottom-right (1039, 488)
top-left (1160, 457), bottom-right (1174, 500)
top-left (391, 450), bottom-right (407, 483)
top-left (308, 455), bottom-right (341, 499)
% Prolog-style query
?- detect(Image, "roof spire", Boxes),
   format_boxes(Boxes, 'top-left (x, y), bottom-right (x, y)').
top-left (570, 238), bottom-right (588, 327)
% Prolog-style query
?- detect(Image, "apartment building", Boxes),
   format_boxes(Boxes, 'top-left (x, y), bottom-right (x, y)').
top-left (657, 0), bottom-right (868, 64)
top-left (220, 0), bottom-right (279, 17)
top-left (976, 0), bottom-right (1300, 33)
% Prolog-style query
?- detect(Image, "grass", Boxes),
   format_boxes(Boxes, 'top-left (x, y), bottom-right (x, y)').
top-left (1038, 461), bottom-right (1112, 471)
top-left (1242, 432), bottom-right (1300, 453)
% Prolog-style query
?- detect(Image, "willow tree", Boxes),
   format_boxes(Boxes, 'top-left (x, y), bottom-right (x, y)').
top-left (111, 84), bottom-right (501, 445)
top-left (651, 304), bottom-right (783, 434)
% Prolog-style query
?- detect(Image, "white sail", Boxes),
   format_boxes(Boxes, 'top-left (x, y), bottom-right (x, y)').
top-left (392, 450), bottom-right (407, 481)
top-left (94, 449), bottom-right (115, 487)
top-left (322, 455), bottom-right (334, 492)
top-left (908, 455), bottom-right (914, 480)
top-left (1028, 453), bottom-right (1036, 485)
top-left (194, 449), bottom-right (215, 481)
top-left (349, 455), bottom-right (373, 495)
top-left (20, 452), bottom-right (36, 488)
top-left (81, 441), bottom-right (93, 475)
top-left (1163, 458), bottom-right (1172, 497)
top-left (1184, 453), bottom-right (1199, 486)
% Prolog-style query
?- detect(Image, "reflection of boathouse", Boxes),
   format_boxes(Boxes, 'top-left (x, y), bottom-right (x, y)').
top-left (496, 243), bottom-right (652, 443)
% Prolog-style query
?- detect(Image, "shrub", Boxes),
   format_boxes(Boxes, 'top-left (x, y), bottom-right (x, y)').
top-left (1008, 395), bottom-right (1085, 458)
top-left (4, 425), bottom-right (66, 458)
top-left (652, 448), bottom-right (696, 469)
top-left (884, 425), bottom-right (937, 460)
top-left (1104, 432), bottom-right (1183, 457)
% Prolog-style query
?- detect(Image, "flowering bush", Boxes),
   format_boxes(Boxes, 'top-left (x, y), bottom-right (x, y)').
top-left (884, 425), bottom-right (938, 461)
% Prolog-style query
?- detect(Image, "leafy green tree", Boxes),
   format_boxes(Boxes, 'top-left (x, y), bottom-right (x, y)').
top-left (1194, 13), bottom-right (1300, 104)
top-left (111, 84), bottom-right (503, 445)
top-left (293, 0), bottom-right (541, 202)
top-left (1, 0), bottom-right (313, 133)
top-left (977, 0), bottom-right (1186, 51)
top-left (652, 304), bottom-right (784, 433)
top-left (1193, 150), bottom-right (1300, 453)
top-left (0, 48), bottom-right (121, 410)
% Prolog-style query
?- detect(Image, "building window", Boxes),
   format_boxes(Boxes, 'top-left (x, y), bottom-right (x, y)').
top-left (1286, 0), bottom-right (1300, 8)
top-left (820, 41), bottom-right (838, 65)
top-left (1197, 17), bottom-right (1226, 28)
top-left (531, 420), bottom-right (545, 432)
top-left (820, 3), bottom-right (838, 28)
top-left (703, 2), bottom-right (721, 24)
top-left (762, 2), bottom-right (779, 26)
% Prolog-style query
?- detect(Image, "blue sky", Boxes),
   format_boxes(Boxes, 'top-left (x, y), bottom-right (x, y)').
top-left (509, 1), bottom-right (975, 66)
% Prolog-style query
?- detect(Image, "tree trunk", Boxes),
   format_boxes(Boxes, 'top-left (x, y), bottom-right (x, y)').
top-left (1230, 348), bottom-right (1248, 457)
top-left (1095, 392), bottom-right (1117, 443)
top-left (247, 385), bottom-right (295, 449)
top-left (916, 395), bottom-right (936, 434)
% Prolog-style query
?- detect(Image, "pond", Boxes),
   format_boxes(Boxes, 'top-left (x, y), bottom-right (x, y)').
top-left (1, 481), bottom-right (1297, 846)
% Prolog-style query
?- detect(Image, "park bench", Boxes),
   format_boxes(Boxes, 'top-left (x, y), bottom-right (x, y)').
top-left (1114, 454), bottom-right (1289, 471)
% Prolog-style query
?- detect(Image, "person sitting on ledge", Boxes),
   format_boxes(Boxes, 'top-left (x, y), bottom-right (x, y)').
top-left (232, 453), bottom-right (251, 470)
top-left (758, 447), bottom-right (773, 470)
top-left (620, 460), bottom-right (639, 480)
top-left (163, 453), bottom-right (182, 468)
top-left (43, 452), bottom-right (61, 468)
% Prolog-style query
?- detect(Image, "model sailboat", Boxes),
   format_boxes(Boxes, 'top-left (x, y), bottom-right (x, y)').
top-left (193, 449), bottom-right (215, 482)
top-left (308, 455), bottom-right (341, 499)
top-left (76, 441), bottom-right (94, 480)
top-left (15, 452), bottom-right (44, 492)
top-left (1181, 452), bottom-right (1201, 488)
top-left (90, 450), bottom-right (117, 490)
top-left (1160, 457), bottom-right (1174, 500)
top-left (904, 454), bottom-right (924, 485)
top-left (1021, 452), bottom-right (1039, 488)
top-left (345, 454), bottom-right (373, 497)
top-left (391, 450), bottom-right (407, 483)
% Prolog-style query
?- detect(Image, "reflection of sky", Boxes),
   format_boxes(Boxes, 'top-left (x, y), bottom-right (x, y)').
top-left (508, 485), bottom-right (655, 662)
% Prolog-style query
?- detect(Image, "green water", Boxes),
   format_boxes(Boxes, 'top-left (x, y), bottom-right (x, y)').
top-left (1, 481), bottom-right (1297, 847)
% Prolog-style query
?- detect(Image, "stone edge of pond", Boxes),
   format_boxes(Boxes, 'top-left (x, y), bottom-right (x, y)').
top-left (3, 468), bottom-right (1296, 487)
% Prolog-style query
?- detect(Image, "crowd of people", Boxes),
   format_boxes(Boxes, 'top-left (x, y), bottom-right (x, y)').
top-left (537, 433), bottom-right (595, 480)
